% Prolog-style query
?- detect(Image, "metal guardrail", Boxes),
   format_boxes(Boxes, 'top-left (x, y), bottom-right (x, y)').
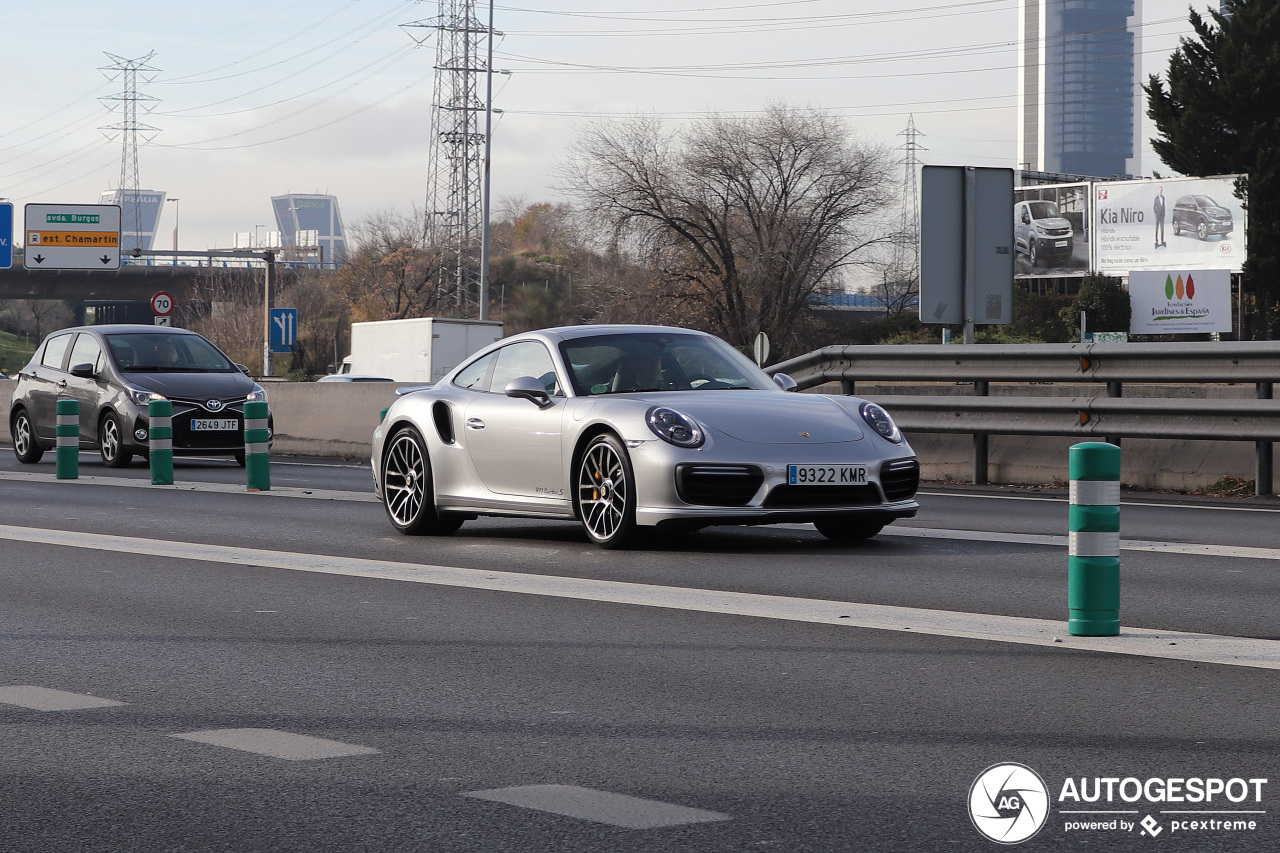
top-left (767, 341), bottom-right (1279, 495)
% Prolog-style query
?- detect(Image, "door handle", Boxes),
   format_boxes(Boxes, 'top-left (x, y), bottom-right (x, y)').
top-left (465, 418), bottom-right (485, 430)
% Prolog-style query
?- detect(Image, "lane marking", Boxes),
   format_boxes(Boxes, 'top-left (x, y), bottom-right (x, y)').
top-left (881, 525), bottom-right (1280, 561)
top-left (2, 524), bottom-right (1278, 671)
top-left (2, 472), bottom-right (1274, 557)
top-left (170, 728), bottom-right (379, 760)
top-left (0, 470), bottom-right (376, 502)
top-left (0, 685), bottom-right (125, 711)
top-left (919, 490), bottom-right (1280, 514)
top-left (464, 784), bottom-right (730, 829)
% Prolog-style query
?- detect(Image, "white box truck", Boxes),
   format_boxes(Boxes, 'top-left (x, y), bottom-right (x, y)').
top-left (339, 317), bottom-right (504, 383)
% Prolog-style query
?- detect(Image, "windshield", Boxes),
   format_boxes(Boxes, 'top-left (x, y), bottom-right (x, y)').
top-left (560, 331), bottom-right (776, 395)
top-left (104, 333), bottom-right (236, 373)
top-left (1027, 201), bottom-right (1061, 219)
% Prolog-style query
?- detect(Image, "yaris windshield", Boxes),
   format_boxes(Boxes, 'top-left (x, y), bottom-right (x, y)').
top-left (560, 332), bottom-right (777, 395)
top-left (105, 333), bottom-right (237, 372)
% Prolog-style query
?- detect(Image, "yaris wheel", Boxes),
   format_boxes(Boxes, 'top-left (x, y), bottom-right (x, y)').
top-left (98, 412), bottom-right (133, 468)
top-left (575, 434), bottom-right (638, 549)
top-left (381, 428), bottom-right (463, 535)
top-left (11, 409), bottom-right (44, 464)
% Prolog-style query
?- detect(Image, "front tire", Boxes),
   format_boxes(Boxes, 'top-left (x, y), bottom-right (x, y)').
top-left (575, 434), bottom-right (638, 549)
top-left (1029, 240), bottom-right (1040, 267)
top-left (381, 427), bottom-right (463, 536)
top-left (1197, 220), bottom-right (1209, 241)
top-left (11, 409), bottom-right (44, 464)
top-left (98, 411), bottom-right (133, 468)
top-left (814, 518), bottom-right (885, 542)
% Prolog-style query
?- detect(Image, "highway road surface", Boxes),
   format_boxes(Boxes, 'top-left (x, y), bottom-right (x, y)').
top-left (1, 450), bottom-right (1277, 852)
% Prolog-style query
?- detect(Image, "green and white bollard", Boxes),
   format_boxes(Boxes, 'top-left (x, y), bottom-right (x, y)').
top-left (148, 399), bottom-right (174, 485)
top-left (55, 399), bottom-right (79, 480)
top-left (1068, 441), bottom-right (1121, 636)
top-left (244, 400), bottom-right (271, 491)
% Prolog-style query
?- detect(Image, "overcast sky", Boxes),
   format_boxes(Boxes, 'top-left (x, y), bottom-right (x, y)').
top-left (3, 0), bottom-right (1200, 251)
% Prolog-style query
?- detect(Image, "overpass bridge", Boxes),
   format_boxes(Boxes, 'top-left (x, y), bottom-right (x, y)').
top-left (0, 249), bottom-right (326, 303)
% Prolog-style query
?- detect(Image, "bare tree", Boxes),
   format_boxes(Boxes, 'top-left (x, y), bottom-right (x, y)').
top-left (332, 208), bottom-right (455, 322)
top-left (559, 103), bottom-right (895, 357)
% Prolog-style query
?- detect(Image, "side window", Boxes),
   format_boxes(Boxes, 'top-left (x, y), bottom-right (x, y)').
top-left (40, 334), bottom-right (73, 371)
top-left (453, 351), bottom-right (497, 391)
top-left (68, 334), bottom-right (104, 374)
top-left (490, 342), bottom-right (561, 395)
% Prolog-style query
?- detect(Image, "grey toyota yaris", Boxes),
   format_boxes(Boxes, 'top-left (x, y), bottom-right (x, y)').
top-left (9, 324), bottom-right (269, 467)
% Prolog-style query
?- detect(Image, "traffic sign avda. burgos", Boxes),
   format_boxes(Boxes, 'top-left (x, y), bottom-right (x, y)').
top-left (24, 204), bottom-right (121, 270)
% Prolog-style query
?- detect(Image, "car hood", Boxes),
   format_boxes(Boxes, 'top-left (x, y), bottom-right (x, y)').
top-left (1034, 217), bottom-right (1071, 230)
top-left (619, 391), bottom-right (866, 444)
top-left (122, 371), bottom-right (255, 400)
top-left (1205, 207), bottom-right (1231, 218)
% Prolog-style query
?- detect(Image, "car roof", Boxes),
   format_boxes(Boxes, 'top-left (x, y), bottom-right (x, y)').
top-left (45, 324), bottom-right (202, 337)
top-left (528, 324), bottom-right (717, 343)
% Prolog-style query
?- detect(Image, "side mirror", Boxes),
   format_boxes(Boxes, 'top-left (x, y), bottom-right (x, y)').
top-left (505, 376), bottom-right (554, 409)
top-left (235, 363), bottom-right (251, 375)
top-left (772, 373), bottom-right (798, 392)
top-left (70, 362), bottom-right (96, 379)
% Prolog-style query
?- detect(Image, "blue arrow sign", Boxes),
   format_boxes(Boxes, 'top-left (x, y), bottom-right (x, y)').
top-left (270, 308), bottom-right (298, 353)
top-left (0, 203), bottom-right (12, 270)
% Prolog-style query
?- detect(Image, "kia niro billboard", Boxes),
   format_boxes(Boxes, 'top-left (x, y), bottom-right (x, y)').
top-left (1091, 175), bottom-right (1246, 276)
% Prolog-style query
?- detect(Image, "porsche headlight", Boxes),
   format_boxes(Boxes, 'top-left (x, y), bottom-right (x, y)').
top-left (245, 384), bottom-right (268, 403)
top-left (860, 401), bottom-right (902, 443)
top-left (125, 384), bottom-right (165, 406)
top-left (646, 406), bottom-right (705, 448)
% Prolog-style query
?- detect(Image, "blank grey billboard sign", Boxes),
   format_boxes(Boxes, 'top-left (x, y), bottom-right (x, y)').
top-left (919, 166), bottom-right (1014, 329)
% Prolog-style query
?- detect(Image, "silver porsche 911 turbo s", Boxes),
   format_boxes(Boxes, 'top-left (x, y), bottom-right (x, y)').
top-left (371, 324), bottom-right (919, 549)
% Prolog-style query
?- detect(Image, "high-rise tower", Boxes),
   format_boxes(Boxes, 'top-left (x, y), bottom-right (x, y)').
top-left (1018, 1), bottom-right (1141, 179)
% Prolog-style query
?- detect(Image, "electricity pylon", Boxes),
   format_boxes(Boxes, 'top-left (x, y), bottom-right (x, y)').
top-left (100, 52), bottom-right (161, 253)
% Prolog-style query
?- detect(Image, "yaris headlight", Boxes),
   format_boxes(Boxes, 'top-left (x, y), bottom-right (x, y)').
top-left (245, 384), bottom-right (268, 403)
top-left (125, 384), bottom-right (165, 406)
top-left (860, 401), bottom-right (902, 443)
top-left (646, 406), bottom-right (705, 448)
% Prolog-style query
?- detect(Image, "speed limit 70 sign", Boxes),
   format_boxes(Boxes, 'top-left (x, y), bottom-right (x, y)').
top-left (151, 291), bottom-right (175, 316)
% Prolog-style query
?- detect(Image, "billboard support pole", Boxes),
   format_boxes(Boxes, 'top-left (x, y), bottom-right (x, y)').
top-left (963, 167), bottom-right (977, 345)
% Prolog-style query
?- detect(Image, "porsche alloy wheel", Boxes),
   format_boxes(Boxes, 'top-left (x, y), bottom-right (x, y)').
top-left (576, 434), bottom-right (638, 549)
top-left (382, 428), bottom-right (463, 536)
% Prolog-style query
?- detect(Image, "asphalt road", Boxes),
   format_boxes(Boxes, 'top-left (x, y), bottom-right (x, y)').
top-left (1, 449), bottom-right (1278, 852)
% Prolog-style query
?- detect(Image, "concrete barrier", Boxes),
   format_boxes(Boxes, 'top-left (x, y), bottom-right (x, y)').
top-left (0, 376), bottom-right (1264, 490)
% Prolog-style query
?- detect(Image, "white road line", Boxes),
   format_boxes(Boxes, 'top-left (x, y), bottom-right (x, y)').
top-left (0, 685), bottom-right (126, 711)
top-left (2, 524), bottom-right (1278, 671)
top-left (464, 785), bottom-right (730, 829)
top-left (883, 526), bottom-right (1280, 561)
top-left (171, 728), bottom-right (379, 760)
top-left (918, 490), bottom-right (1280, 513)
top-left (0, 470), bottom-right (377, 502)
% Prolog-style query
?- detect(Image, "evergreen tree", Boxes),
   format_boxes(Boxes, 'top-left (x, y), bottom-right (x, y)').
top-left (1145, 0), bottom-right (1280, 337)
